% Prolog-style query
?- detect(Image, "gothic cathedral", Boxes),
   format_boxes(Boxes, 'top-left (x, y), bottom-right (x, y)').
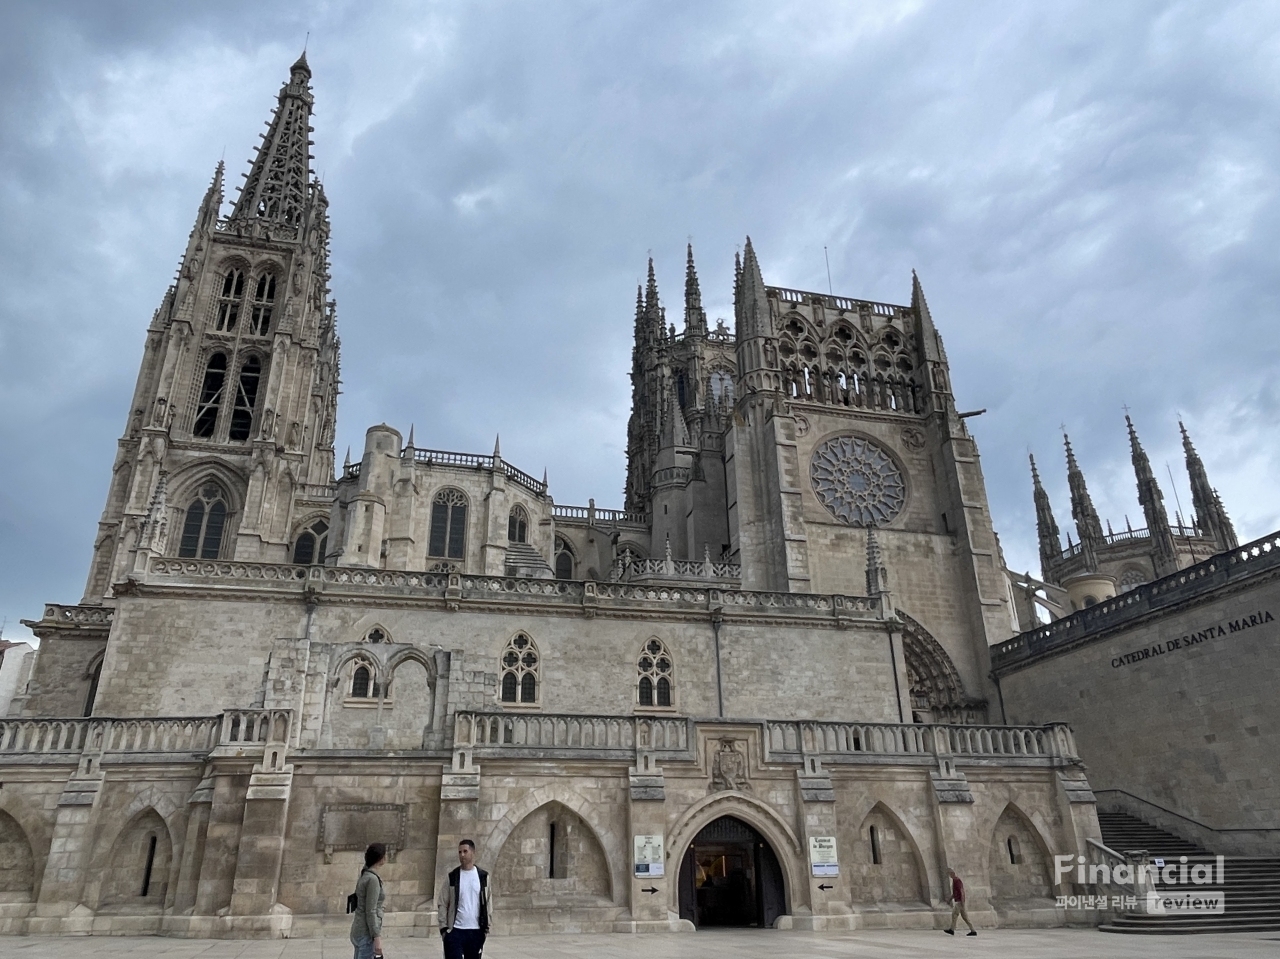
top-left (5, 58), bottom-right (1116, 939)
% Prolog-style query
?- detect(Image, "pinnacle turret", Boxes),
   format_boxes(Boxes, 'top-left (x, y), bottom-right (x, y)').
top-left (1127, 415), bottom-right (1178, 576)
top-left (1064, 433), bottom-right (1105, 570)
top-left (1030, 454), bottom-right (1062, 575)
top-left (1180, 422), bottom-right (1238, 551)
top-left (684, 243), bottom-right (707, 336)
top-left (231, 57), bottom-right (315, 225)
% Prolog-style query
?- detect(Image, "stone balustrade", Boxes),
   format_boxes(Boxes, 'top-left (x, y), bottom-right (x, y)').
top-left (454, 711), bottom-right (692, 759)
top-left (0, 716), bottom-right (222, 760)
top-left (765, 719), bottom-right (1076, 764)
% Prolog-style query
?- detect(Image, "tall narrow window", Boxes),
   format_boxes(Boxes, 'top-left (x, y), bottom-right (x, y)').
top-left (141, 835), bottom-right (158, 896)
top-left (428, 489), bottom-right (468, 560)
top-left (637, 638), bottom-right (674, 707)
top-left (508, 505), bottom-right (529, 543)
top-left (249, 273), bottom-right (276, 335)
top-left (83, 658), bottom-right (102, 718)
top-left (215, 270), bottom-right (245, 331)
top-left (292, 518), bottom-right (329, 565)
top-left (228, 356), bottom-right (262, 441)
top-left (554, 537), bottom-right (574, 580)
top-left (192, 353), bottom-right (227, 438)
top-left (178, 484), bottom-right (229, 559)
top-left (869, 825), bottom-right (883, 865)
top-left (1007, 836), bottom-right (1021, 865)
top-left (499, 633), bottom-right (539, 704)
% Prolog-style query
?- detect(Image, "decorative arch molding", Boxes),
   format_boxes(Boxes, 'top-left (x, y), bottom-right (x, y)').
top-left (481, 783), bottom-right (625, 902)
top-left (87, 789), bottom-right (184, 878)
top-left (897, 611), bottom-right (987, 724)
top-left (386, 646), bottom-right (438, 681)
top-left (983, 800), bottom-right (1061, 892)
top-left (0, 789), bottom-right (54, 874)
top-left (853, 798), bottom-right (936, 899)
top-left (664, 791), bottom-right (805, 915)
top-left (332, 648), bottom-right (386, 687)
top-left (166, 460), bottom-right (249, 515)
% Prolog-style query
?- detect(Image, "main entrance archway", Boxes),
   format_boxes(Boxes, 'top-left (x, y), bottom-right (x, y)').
top-left (677, 816), bottom-right (786, 929)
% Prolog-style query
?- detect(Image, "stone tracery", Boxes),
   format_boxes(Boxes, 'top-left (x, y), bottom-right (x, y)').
top-left (810, 434), bottom-right (906, 527)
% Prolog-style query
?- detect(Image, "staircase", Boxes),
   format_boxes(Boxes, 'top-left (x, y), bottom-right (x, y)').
top-left (1098, 811), bottom-right (1205, 857)
top-left (1096, 812), bottom-right (1280, 933)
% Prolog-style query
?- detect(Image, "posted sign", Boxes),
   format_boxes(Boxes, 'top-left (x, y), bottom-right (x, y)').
top-left (809, 836), bottom-right (839, 877)
top-left (634, 834), bottom-right (665, 878)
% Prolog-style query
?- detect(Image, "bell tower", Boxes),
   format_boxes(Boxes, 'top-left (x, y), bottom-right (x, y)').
top-left (82, 54), bottom-right (340, 603)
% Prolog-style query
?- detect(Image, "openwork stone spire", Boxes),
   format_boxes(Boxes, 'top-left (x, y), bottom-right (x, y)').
top-left (1064, 433), bottom-right (1104, 571)
top-left (1030, 454), bottom-right (1062, 574)
top-left (231, 53), bottom-right (314, 225)
top-left (1180, 422), bottom-right (1237, 552)
top-left (1127, 415), bottom-right (1178, 576)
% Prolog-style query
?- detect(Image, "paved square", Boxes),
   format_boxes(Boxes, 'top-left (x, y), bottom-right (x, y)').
top-left (4, 931), bottom-right (1280, 959)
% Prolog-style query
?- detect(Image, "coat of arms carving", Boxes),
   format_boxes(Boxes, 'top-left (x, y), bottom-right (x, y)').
top-left (709, 738), bottom-right (751, 792)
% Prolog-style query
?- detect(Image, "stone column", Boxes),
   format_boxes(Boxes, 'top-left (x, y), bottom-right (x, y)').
top-left (789, 755), bottom-right (854, 930)
top-left (166, 771), bottom-right (214, 930)
top-left (432, 746), bottom-right (482, 928)
top-left (623, 752), bottom-right (681, 931)
top-left (227, 719), bottom-right (294, 936)
top-left (31, 742), bottom-right (108, 934)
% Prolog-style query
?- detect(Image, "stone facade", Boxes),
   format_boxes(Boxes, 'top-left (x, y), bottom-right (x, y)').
top-left (2, 58), bottom-right (1105, 938)
top-left (995, 530), bottom-right (1280, 856)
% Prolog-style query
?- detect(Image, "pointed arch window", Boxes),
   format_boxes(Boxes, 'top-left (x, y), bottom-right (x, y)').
top-left (637, 638), bottom-right (674, 707)
top-left (554, 536), bottom-right (574, 580)
top-left (351, 663), bottom-right (372, 698)
top-left (215, 270), bottom-right (245, 331)
top-left (499, 633), bottom-right (539, 704)
top-left (193, 353), bottom-right (228, 438)
top-left (248, 273), bottom-right (276, 335)
top-left (83, 656), bottom-right (103, 717)
top-left (178, 483), bottom-right (229, 559)
top-left (508, 505), bottom-right (529, 543)
top-left (291, 518), bottom-right (329, 565)
top-left (228, 356), bottom-right (263, 441)
top-left (429, 489), bottom-right (468, 560)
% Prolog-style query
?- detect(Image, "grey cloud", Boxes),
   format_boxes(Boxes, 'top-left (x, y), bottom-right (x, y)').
top-left (2, 1), bottom-right (1278, 639)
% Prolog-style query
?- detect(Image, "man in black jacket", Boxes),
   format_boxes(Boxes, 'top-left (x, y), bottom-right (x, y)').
top-left (437, 840), bottom-right (492, 959)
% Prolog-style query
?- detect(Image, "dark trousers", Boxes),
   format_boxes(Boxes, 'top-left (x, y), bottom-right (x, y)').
top-left (442, 928), bottom-right (485, 959)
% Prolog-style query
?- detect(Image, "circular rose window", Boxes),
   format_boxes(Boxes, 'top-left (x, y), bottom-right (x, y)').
top-left (810, 434), bottom-right (906, 527)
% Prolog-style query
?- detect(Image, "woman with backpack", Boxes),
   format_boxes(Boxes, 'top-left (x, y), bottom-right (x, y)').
top-left (350, 842), bottom-right (387, 959)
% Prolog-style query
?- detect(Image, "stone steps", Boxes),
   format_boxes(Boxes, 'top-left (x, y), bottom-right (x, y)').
top-left (1097, 811), bottom-right (1206, 857)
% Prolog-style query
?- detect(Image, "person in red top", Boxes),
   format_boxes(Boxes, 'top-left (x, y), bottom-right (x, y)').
top-left (944, 868), bottom-right (977, 936)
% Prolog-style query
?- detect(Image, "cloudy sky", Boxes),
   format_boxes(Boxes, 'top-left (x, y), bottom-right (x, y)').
top-left (3, 1), bottom-right (1279, 641)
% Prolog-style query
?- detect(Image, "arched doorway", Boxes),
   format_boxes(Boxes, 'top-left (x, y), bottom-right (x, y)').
top-left (677, 816), bottom-right (785, 929)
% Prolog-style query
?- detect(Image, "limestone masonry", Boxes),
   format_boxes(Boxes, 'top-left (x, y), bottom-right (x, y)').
top-left (1, 57), bottom-right (1266, 939)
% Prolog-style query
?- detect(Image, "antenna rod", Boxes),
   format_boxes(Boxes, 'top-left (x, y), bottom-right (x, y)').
top-left (824, 246), bottom-right (833, 295)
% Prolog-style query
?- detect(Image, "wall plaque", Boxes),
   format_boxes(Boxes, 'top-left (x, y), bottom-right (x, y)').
top-left (318, 803), bottom-right (407, 863)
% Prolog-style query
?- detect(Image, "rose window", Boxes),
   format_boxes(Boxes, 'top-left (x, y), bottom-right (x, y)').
top-left (810, 434), bottom-right (906, 527)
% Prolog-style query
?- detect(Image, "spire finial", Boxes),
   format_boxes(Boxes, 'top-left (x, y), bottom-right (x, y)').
top-left (405, 424), bottom-right (415, 450)
top-left (343, 446), bottom-right (351, 468)
top-left (232, 56), bottom-right (315, 223)
top-left (493, 433), bottom-right (501, 459)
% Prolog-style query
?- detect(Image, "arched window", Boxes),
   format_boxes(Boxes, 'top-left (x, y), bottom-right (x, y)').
top-left (215, 269), bottom-right (245, 331)
top-left (228, 356), bottom-right (263, 441)
top-left (499, 633), bottom-right (539, 705)
top-left (83, 656), bottom-right (103, 718)
top-left (508, 505), bottom-right (529, 543)
top-left (249, 273), bottom-right (276, 335)
top-left (637, 638), bottom-right (674, 707)
top-left (192, 353), bottom-right (228, 438)
top-left (1119, 568), bottom-right (1147, 593)
top-left (709, 369), bottom-right (734, 406)
top-left (178, 483), bottom-right (229, 559)
top-left (351, 664), bottom-right (372, 698)
top-left (554, 537), bottom-right (574, 580)
top-left (292, 518), bottom-right (329, 565)
top-left (428, 489), bottom-right (468, 560)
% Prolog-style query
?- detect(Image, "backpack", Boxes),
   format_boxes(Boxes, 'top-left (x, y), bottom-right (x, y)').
top-left (347, 867), bottom-right (381, 914)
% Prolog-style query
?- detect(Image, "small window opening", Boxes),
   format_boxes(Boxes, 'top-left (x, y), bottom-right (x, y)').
top-left (549, 821), bottom-right (557, 878)
top-left (228, 356), bottom-right (262, 441)
top-left (870, 825), bottom-right (883, 865)
top-left (292, 519), bottom-right (329, 565)
top-left (508, 505), bottom-right (529, 543)
top-left (193, 353), bottom-right (228, 438)
top-left (1007, 836), bottom-right (1022, 865)
top-left (554, 537), bottom-right (574, 580)
top-left (83, 659), bottom-right (102, 718)
top-left (141, 834), bottom-right (158, 897)
top-left (249, 274), bottom-right (276, 335)
top-left (351, 665), bottom-right (371, 698)
top-left (216, 270), bottom-right (244, 331)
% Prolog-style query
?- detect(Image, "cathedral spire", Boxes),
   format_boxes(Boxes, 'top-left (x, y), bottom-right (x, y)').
top-left (1030, 454), bottom-right (1062, 575)
top-left (735, 236), bottom-right (772, 341)
top-left (231, 55), bottom-right (315, 225)
top-left (684, 243), bottom-right (707, 336)
top-left (1126, 415), bottom-right (1178, 575)
top-left (1064, 433), bottom-right (1105, 570)
top-left (1180, 422), bottom-right (1237, 551)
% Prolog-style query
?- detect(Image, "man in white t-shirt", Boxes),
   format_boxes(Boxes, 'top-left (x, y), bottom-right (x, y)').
top-left (437, 839), bottom-right (492, 959)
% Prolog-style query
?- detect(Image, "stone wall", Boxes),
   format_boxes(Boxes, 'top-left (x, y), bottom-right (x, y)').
top-left (996, 551), bottom-right (1280, 855)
